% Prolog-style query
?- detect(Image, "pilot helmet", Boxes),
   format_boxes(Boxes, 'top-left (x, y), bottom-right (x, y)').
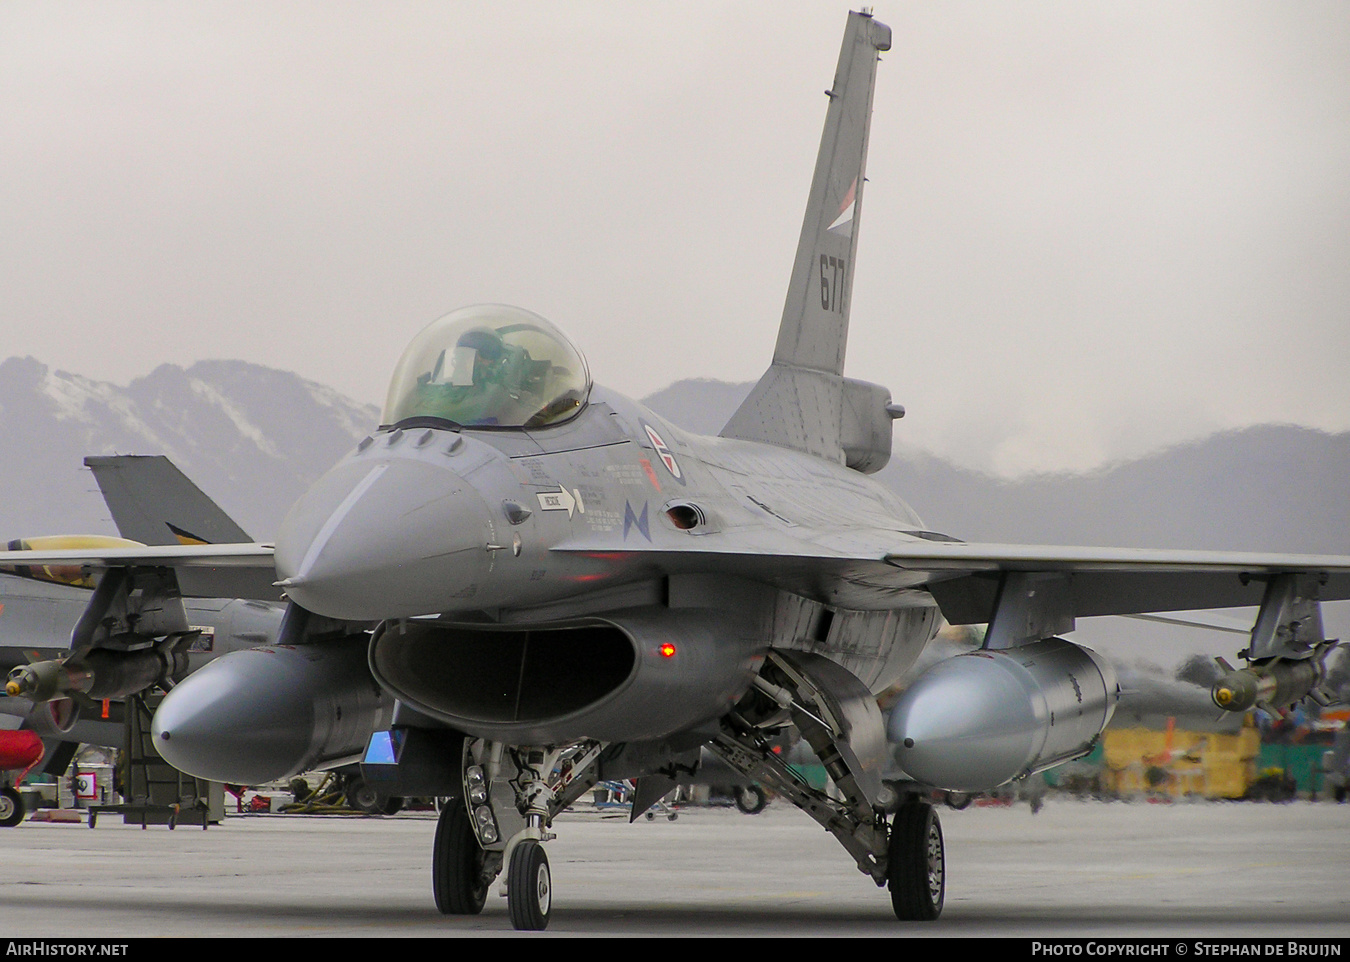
top-left (456, 327), bottom-right (506, 361)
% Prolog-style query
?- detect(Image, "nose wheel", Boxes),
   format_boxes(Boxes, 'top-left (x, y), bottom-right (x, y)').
top-left (432, 801), bottom-right (492, 915)
top-left (507, 839), bottom-right (552, 930)
top-left (454, 738), bottom-right (602, 931)
top-left (887, 799), bottom-right (944, 921)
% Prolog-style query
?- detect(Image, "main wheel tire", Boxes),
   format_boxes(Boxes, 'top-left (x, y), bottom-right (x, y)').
top-left (734, 785), bottom-right (769, 815)
top-left (888, 800), bottom-right (944, 921)
top-left (0, 788), bottom-right (24, 828)
top-left (507, 840), bottom-right (552, 931)
top-left (432, 801), bottom-right (489, 915)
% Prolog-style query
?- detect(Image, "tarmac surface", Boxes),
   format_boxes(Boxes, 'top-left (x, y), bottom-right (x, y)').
top-left (3, 798), bottom-right (1349, 938)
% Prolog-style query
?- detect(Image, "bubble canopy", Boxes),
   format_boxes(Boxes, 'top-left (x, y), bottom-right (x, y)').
top-left (381, 305), bottom-right (592, 429)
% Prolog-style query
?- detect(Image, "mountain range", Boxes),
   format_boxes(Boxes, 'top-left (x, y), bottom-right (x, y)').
top-left (2, 359), bottom-right (1345, 561)
top-left (0, 356), bottom-right (376, 540)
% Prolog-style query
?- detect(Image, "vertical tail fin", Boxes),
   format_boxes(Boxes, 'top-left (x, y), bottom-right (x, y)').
top-left (721, 11), bottom-right (890, 462)
top-left (85, 455), bottom-right (252, 545)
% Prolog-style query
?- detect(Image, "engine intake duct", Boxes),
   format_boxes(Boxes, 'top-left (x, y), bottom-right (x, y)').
top-left (373, 620), bottom-right (633, 722)
top-left (370, 608), bottom-right (762, 744)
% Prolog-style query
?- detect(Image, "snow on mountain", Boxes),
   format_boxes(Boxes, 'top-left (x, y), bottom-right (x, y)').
top-left (0, 357), bottom-right (378, 540)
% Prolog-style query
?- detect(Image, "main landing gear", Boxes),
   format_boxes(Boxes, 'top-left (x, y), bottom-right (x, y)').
top-left (887, 799), bottom-right (945, 921)
top-left (733, 784), bottom-right (769, 815)
top-left (709, 650), bottom-right (947, 922)
top-left (343, 772), bottom-right (403, 816)
top-left (428, 646), bottom-right (949, 930)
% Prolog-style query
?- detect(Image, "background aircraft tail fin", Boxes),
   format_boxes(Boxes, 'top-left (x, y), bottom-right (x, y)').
top-left (720, 11), bottom-right (891, 463)
top-left (85, 455), bottom-right (253, 545)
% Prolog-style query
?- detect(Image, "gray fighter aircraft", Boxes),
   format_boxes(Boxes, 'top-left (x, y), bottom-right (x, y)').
top-left (0, 457), bottom-right (288, 825)
top-left (3, 10), bottom-right (1349, 929)
top-left (1, 457), bottom-right (287, 719)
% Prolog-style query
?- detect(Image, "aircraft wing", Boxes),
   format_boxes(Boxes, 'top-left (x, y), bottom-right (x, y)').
top-left (553, 535), bottom-right (1350, 621)
top-left (0, 543), bottom-right (278, 601)
top-left (880, 541), bottom-right (1350, 623)
top-left (12, 532), bottom-right (1344, 622)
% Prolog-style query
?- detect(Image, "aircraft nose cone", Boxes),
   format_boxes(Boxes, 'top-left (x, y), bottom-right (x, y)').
top-left (274, 456), bottom-right (493, 620)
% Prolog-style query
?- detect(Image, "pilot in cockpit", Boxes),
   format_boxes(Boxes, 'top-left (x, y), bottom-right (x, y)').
top-left (450, 327), bottom-right (508, 387)
top-left (421, 326), bottom-right (532, 425)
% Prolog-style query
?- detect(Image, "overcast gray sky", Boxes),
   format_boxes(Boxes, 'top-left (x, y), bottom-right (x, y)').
top-left (2, 1), bottom-right (1347, 476)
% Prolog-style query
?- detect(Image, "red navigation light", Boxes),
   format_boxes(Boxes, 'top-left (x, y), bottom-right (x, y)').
top-left (659, 643), bottom-right (676, 659)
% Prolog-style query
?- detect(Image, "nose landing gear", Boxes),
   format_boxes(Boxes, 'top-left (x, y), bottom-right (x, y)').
top-left (507, 839), bottom-right (552, 930)
top-left (436, 738), bottom-right (602, 931)
top-left (432, 801), bottom-right (496, 915)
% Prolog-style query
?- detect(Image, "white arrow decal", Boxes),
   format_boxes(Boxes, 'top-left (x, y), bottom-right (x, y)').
top-left (536, 485), bottom-right (579, 519)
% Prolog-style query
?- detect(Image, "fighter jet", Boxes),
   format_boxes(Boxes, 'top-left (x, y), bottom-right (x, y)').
top-left (0, 458), bottom-right (291, 825)
top-left (2, 11), bottom-right (1348, 929)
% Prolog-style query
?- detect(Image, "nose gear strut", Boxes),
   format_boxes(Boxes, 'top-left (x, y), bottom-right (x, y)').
top-left (440, 738), bottom-right (603, 931)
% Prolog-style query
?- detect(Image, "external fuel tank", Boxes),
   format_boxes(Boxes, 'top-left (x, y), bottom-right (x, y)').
top-left (888, 637), bottom-right (1119, 792)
